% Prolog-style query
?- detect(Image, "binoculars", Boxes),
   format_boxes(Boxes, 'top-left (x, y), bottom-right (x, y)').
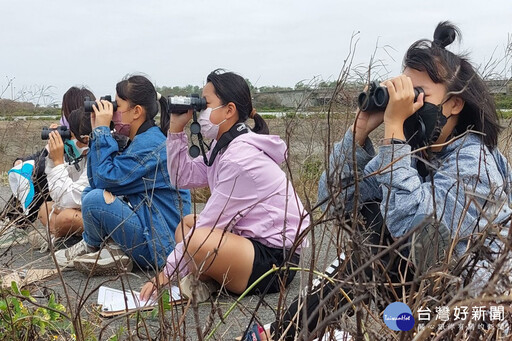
top-left (357, 81), bottom-right (424, 112)
top-left (84, 95), bottom-right (118, 113)
top-left (41, 126), bottom-right (72, 140)
top-left (168, 94), bottom-right (207, 114)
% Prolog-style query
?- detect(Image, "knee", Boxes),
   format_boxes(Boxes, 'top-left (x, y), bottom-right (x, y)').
top-left (82, 189), bottom-right (107, 213)
top-left (183, 214), bottom-right (196, 227)
top-left (38, 201), bottom-right (50, 218)
top-left (175, 214), bottom-right (197, 242)
top-left (185, 228), bottom-right (217, 260)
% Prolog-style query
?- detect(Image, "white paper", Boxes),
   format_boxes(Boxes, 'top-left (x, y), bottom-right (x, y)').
top-left (262, 323), bottom-right (351, 341)
top-left (97, 285), bottom-right (183, 313)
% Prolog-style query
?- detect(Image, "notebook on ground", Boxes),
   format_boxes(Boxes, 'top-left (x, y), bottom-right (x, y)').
top-left (97, 285), bottom-right (185, 317)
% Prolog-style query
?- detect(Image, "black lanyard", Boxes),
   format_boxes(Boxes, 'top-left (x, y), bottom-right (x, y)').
top-left (189, 122), bottom-right (249, 166)
top-left (206, 123), bottom-right (249, 166)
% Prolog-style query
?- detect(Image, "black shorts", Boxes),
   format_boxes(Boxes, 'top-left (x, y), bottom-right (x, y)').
top-left (246, 239), bottom-right (300, 295)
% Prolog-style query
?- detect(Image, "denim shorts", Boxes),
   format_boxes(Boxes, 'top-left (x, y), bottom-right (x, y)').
top-left (246, 239), bottom-right (300, 295)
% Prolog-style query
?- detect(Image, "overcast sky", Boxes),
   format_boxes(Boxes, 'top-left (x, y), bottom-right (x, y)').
top-left (1, 0), bottom-right (511, 105)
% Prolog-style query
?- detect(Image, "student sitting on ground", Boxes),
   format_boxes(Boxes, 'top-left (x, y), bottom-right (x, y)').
top-left (140, 70), bottom-right (309, 302)
top-left (55, 74), bottom-right (191, 276)
top-left (28, 107), bottom-right (92, 250)
top-left (243, 21), bottom-right (512, 340)
top-left (3, 87), bottom-right (95, 227)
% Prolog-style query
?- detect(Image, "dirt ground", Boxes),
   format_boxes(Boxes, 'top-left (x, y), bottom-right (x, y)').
top-left (2, 116), bottom-right (512, 339)
top-left (0, 117), bottom-right (345, 340)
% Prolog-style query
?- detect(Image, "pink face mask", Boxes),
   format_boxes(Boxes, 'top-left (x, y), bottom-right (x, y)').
top-left (112, 110), bottom-right (131, 137)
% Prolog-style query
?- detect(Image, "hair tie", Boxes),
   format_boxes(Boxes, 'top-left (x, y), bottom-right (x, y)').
top-left (250, 108), bottom-right (256, 119)
top-left (156, 92), bottom-right (162, 100)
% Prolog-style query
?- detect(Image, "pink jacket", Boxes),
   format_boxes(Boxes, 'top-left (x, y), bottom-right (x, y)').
top-left (164, 131), bottom-right (309, 278)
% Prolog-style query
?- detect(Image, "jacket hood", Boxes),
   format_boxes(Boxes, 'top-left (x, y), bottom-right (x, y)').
top-left (234, 131), bottom-right (287, 164)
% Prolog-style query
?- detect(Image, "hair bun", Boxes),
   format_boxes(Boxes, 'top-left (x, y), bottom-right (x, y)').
top-left (433, 21), bottom-right (460, 48)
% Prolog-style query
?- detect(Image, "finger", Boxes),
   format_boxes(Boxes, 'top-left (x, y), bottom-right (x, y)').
top-left (393, 76), bottom-right (405, 95)
top-left (413, 92), bottom-right (425, 113)
top-left (53, 131), bottom-right (63, 144)
top-left (92, 100), bottom-right (100, 114)
top-left (140, 283), bottom-right (152, 301)
top-left (49, 131), bottom-right (58, 143)
top-left (384, 80), bottom-right (396, 100)
top-left (101, 100), bottom-right (111, 111)
top-left (403, 75), bottom-right (415, 99)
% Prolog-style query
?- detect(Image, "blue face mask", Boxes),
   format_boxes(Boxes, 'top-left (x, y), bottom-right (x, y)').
top-left (64, 138), bottom-right (88, 162)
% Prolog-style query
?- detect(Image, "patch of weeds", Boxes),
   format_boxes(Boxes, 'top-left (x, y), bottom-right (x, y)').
top-left (0, 282), bottom-right (72, 340)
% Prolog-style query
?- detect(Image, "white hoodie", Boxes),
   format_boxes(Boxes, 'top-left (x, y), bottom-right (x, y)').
top-left (45, 157), bottom-right (89, 209)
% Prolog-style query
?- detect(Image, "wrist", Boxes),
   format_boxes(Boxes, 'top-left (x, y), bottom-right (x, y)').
top-left (169, 121), bottom-right (186, 133)
top-left (384, 123), bottom-right (406, 141)
top-left (350, 125), bottom-right (369, 146)
top-left (382, 137), bottom-right (407, 145)
top-left (95, 118), bottom-right (111, 128)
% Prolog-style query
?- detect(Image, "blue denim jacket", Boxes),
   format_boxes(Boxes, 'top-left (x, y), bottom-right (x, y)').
top-left (318, 130), bottom-right (512, 256)
top-left (86, 125), bottom-right (191, 265)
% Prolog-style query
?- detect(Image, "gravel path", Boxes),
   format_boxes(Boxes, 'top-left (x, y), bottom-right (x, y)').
top-left (0, 186), bottom-right (338, 340)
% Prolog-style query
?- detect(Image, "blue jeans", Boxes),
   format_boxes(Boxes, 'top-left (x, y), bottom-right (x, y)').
top-left (81, 188), bottom-right (169, 269)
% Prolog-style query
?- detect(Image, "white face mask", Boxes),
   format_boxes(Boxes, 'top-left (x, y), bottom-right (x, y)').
top-left (198, 105), bottom-right (226, 140)
top-left (70, 138), bottom-right (89, 157)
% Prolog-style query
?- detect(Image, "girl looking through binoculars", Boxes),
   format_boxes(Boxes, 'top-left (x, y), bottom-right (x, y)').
top-left (140, 70), bottom-right (309, 302)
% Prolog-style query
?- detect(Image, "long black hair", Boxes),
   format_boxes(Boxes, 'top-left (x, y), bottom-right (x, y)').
top-left (116, 75), bottom-right (169, 134)
top-left (404, 21), bottom-right (501, 149)
top-left (62, 87), bottom-right (95, 120)
top-left (68, 107), bottom-right (91, 144)
top-left (206, 69), bottom-right (269, 134)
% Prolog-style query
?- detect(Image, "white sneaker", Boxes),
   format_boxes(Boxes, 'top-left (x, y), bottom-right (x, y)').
top-left (73, 242), bottom-right (133, 276)
top-left (27, 228), bottom-right (54, 252)
top-left (179, 273), bottom-right (220, 303)
top-left (55, 240), bottom-right (93, 268)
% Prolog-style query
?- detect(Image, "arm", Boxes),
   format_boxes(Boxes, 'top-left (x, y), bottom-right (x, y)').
top-left (374, 143), bottom-right (505, 239)
top-left (166, 132), bottom-right (208, 189)
top-left (318, 129), bottom-right (381, 213)
top-left (162, 160), bottom-right (259, 280)
top-left (87, 126), bottom-right (163, 194)
top-left (139, 270), bottom-right (170, 301)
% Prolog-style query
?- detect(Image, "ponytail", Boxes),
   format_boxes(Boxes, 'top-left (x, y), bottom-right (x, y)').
top-left (158, 95), bottom-right (170, 135)
top-left (251, 110), bottom-right (269, 135)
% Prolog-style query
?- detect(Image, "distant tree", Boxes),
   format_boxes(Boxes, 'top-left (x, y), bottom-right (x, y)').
top-left (157, 85), bottom-right (202, 97)
top-left (245, 78), bottom-right (257, 93)
top-left (294, 81), bottom-right (310, 91)
top-left (253, 93), bottom-right (283, 110)
top-left (258, 85), bottom-right (293, 93)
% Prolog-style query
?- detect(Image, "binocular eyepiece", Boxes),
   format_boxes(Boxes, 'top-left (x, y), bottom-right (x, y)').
top-left (41, 126), bottom-right (71, 140)
top-left (168, 94), bottom-right (207, 114)
top-left (357, 81), bottom-right (424, 112)
top-left (84, 95), bottom-right (118, 113)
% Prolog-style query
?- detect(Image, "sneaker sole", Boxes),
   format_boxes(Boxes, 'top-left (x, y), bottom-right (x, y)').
top-left (179, 274), bottom-right (219, 303)
top-left (74, 257), bottom-right (133, 277)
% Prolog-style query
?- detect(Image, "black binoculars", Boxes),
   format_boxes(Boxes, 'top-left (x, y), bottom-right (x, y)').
top-left (168, 94), bottom-right (207, 114)
top-left (41, 126), bottom-right (71, 140)
top-left (357, 81), bottom-right (424, 112)
top-left (84, 95), bottom-right (118, 113)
